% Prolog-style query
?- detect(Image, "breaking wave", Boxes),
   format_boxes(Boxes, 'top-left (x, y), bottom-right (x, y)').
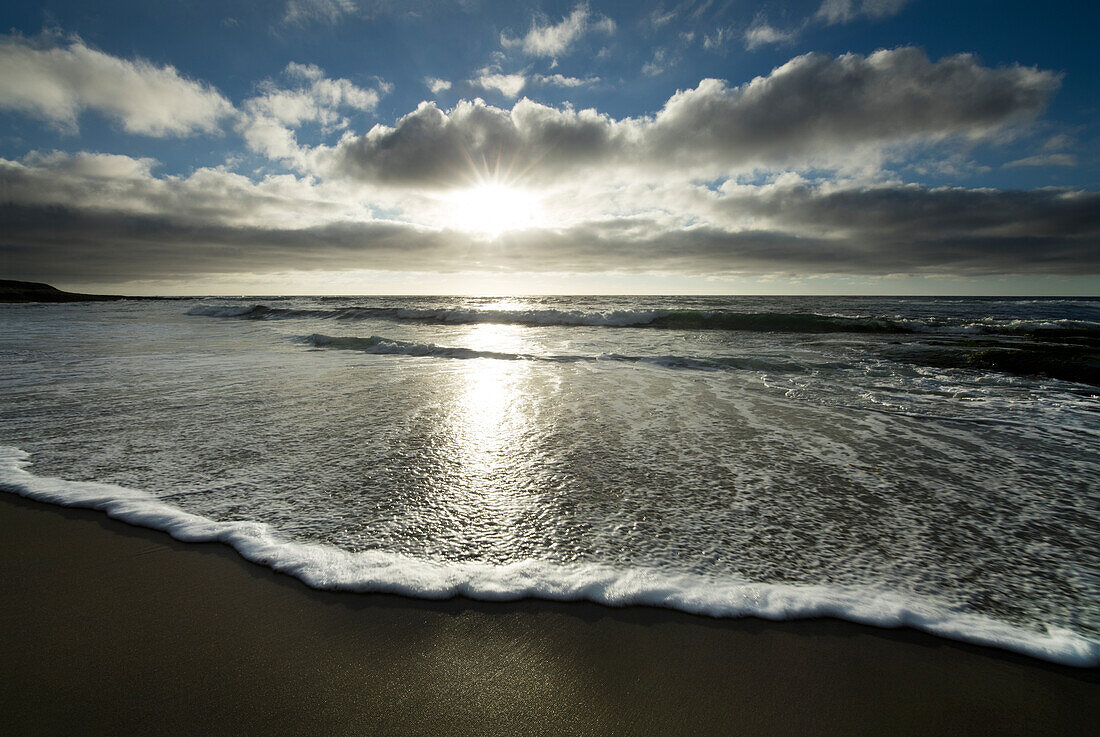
top-left (188, 303), bottom-right (1100, 337)
top-left (299, 333), bottom-right (807, 373)
top-left (299, 333), bottom-right (1099, 385)
top-left (1, 445), bottom-right (1095, 668)
top-left (302, 333), bottom-right (529, 361)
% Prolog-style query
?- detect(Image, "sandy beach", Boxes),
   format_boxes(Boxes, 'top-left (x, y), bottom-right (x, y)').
top-left (3, 0), bottom-right (1099, 733)
top-left (0, 493), bottom-right (1095, 736)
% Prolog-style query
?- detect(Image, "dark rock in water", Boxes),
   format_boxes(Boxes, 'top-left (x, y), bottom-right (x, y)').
top-left (0, 280), bottom-right (126, 303)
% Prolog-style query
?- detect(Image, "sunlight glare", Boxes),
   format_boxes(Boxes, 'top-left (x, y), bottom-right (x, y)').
top-left (445, 183), bottom-right (541, 237)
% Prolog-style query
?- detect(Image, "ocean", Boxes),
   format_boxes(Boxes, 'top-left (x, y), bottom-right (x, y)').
top-left (2, 295), bottom-right (1097, 666)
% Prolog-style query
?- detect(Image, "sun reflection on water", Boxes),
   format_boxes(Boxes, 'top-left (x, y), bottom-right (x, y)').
top-left (453, 324), bottom-right (529, 469)
top-left (478, 298), bottom-right (528, 311)
top-left (460, 358), bottom-right (515, 453)
top-left (439, 323), bottom-right (540, 556)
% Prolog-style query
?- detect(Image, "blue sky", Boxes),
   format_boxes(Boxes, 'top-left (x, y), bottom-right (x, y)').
top-left (0, 1), bottom-right (1097, 294)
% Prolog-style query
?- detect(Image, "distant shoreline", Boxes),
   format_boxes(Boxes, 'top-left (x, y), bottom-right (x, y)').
top-left (0, 280), bottom-right (183, 303)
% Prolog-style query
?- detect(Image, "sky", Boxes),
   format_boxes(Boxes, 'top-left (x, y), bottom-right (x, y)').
top-left (0, 0), bottom-right (1097, 295)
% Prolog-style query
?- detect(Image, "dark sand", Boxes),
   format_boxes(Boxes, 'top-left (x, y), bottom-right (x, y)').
top-left (1, 493), bottom-right (1096, 736)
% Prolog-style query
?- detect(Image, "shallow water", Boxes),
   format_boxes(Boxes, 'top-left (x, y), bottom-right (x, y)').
top-left (2, 296), bottom-right (1098, 665)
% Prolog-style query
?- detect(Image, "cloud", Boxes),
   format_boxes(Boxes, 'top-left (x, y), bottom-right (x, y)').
top-left (1003, 153), bottom-right (1077, 168)
top-left (282, 0), bottom-right (358, 25)
top-left (733, 180), bottom-right (1100, 275)
top-left (711, 179), bottom-right (1099, 246)
top-left (534, 73), bottom-right (599, 88)
top-left (281, 0), bottom-right (456, 26)
top-left (743, 17), bottom-right (797, 50)
top-left (425, 77), bottom-right (452, 94)
top-left (648, 7), bottom-right (678, 29)
top-left (816, 0), bottom-right (911, 25)
top-left (2, 172), bottom-right (1096, 281)
top-left (0, 33), bottom-right (234, 136)
top-left (642, 47), bottom-right (675, 75)
top-left (746, 0), bottom-right (912, 50)
top-left (4, 151), bottom-right (1096, 284)
top-left (1041, 133), bottom-right (1073, 152)
top-left (0, 151), bottom-right (371, 229)
top-left (470, 70), bottom-right (527, 98)
top-left (238, 63), bottom-right (382, 164)
top-left (500, 3), bottom-right (615, 57)
top-left (325, 97), bottom-right (618, 185)
top-left (327, 48), bottom-right (1059, 187)
top-left (702, 27), bottom-right (733, 50)
top-left (0, 204), bottom-right (439, 281)
top-left (642, 47), bottom-right (1057, 165)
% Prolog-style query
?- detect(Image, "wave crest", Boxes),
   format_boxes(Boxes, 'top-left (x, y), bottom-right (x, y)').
top-left (187, 303), bottom-right (1100, 339)
top-left (300, 333), bottom-right (814, 373)
top-left (302, 334), bottom-right (527, 361)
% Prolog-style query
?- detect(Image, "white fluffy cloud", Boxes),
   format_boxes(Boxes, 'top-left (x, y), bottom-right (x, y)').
top-left (535, 73), bottom-right (599, 87)
top-left (743, 18), bottom-right (797, 50)
top-left (425, 77), bottom-right (452, 94)
top-left (470, 70), bottom-right (528, 98)
top-left (501, 3), bottom-right (615, 57)
top-left (0, 34), bottom-right (234, 136)
top-left (238, 63), bottom-right (382, 164)
top-left (0, 151), bottom-right (370, 229)
top-left (328, 48), bottom-right (1059, 186)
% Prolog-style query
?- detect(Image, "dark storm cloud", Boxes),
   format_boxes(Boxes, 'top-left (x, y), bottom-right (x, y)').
top-left (0, 203), bottom-right (840, 279)
top-left (0, 204), bottom-right (450, 281)
top-left (2, 182), bottom-right (1097, 283)
top-left (717, 183), bottom-right (1100, 241)
top-left (547, 209), bottom-right (1100, 276)
top-left (327, 47), bottom-right (1059, 186)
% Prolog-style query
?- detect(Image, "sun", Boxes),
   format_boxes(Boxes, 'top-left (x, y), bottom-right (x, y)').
top-left (444, 182), bottom-right (541, 237)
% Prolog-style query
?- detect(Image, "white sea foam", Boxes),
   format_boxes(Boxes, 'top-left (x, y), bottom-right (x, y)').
top-left (1, 445), bottom-right (1096, 668)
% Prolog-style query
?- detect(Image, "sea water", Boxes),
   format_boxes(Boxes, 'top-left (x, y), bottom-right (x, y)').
top-left (1, 295), bottom-right (1097, 665)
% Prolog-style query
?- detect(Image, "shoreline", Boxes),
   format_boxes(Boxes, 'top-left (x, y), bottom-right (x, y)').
top-left (1, 493), bottom-right (1096, 736)
top-left (3, 442), bottom-right (1095, 667)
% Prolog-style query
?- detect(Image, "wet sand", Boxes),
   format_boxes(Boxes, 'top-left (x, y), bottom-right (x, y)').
top-left (1, 492), bottom-right (1096, 736)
